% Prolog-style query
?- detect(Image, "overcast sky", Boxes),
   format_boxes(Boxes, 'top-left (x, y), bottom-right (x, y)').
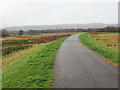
top-left (0, 0), bottom-right (119, 29)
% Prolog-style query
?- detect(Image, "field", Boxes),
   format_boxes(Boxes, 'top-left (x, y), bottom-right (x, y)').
top-left (2, 33), bottom-right (72, 88)
top-left (2, 34), bottom-right (71, 56)
top-left (2, 32), bottom-right (119, 88)
top-left (1, 32), bottom-right (78, 41)
top-left (79, 32), bottom-right (119, 64)
top-left (89, 32), bottom-right (118, 51)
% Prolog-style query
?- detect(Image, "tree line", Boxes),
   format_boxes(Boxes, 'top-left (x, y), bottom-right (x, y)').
top-left (1, 26), bottom-right (120, 37)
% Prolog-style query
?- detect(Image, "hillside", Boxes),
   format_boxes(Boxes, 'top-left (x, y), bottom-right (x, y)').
top-left (5, 23), bottom-right (117, 31)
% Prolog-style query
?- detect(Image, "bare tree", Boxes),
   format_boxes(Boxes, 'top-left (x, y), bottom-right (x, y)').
top-left (18, 30), bottom-right (24, 35)
top-left (2, 29), bottom-right (9, 37)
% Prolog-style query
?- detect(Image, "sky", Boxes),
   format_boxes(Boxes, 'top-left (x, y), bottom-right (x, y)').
top-left (0, 0), bottom-right (119, 29)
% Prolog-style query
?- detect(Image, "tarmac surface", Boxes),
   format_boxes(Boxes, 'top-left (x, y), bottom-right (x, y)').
top-left (53, 34), bottom-right (118, 88)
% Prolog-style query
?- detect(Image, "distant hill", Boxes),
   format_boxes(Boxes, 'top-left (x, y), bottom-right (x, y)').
top-left (5, 23), bottom-right (117, 31)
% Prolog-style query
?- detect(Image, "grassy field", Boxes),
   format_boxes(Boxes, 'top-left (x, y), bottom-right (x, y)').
top-left (79, 33), bottom-right (119, 64)
top-left (1, 32), bottom-right (78, 41)
top-left (89, 32), bottom-right (118, 51)
top-left (2, 36), bottom-right (69, 88)
top-left (2, 33), bottom-right (71, 56)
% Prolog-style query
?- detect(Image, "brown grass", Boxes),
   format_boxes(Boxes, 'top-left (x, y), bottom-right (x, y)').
top-left (89, 32), bottom-right (118, 51)
top-left (2, 33), bottom-right (71, 56)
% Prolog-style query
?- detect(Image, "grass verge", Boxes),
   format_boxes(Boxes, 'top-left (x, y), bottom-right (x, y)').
top-left (79, 33), bottom-right (119, 64)
top-left (2, 37), bottom-right (68, 88)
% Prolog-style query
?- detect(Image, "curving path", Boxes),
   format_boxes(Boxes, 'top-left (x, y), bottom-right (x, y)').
top-left (53, 34), bottom-right (118, 88)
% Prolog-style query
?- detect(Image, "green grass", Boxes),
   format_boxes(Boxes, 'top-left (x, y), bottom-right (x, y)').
top-left (2, 37), bottom-right (68, 88)
top-left (79, 33), bottom-right (119, 64)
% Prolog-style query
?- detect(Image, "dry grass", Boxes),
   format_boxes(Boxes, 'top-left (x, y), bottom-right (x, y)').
top-left (89, 32), bottom-right (118, 51)
top-left (1, 34), bottom-right (58, 41)
top-left (80, 33), bottom-right (118, 64)
top-left (2, 33), bottom-right (71, 56)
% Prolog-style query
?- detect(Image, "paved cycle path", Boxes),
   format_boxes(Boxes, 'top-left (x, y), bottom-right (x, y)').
top-left (53, 34), bottom-right (118, 88)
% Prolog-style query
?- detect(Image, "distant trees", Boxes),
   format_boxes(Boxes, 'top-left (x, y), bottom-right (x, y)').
top-left (2, 26), bottom-right (119, 37)
top-left (24, 26), bottom-right (119, 34)
top-left (18, 30), bottom-right (24, 35)
top-left (27, 30), bottom-right (43, 35)
top-left (2, 29), bottom-right (9, 37)
top-left (27, 30), bottom-right (34, 35)
top-left (104, 26), bottom-right (118, 32)
top-left (80, 26), bottom-right (119, 32)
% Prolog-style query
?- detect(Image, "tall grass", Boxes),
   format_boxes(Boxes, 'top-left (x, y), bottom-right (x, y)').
top-left (31, 34), bottom-right (71, 44)
top-left (2, 34), bottom-right (71, 56)
top-left (79, 33), bottom-right (119, 64)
